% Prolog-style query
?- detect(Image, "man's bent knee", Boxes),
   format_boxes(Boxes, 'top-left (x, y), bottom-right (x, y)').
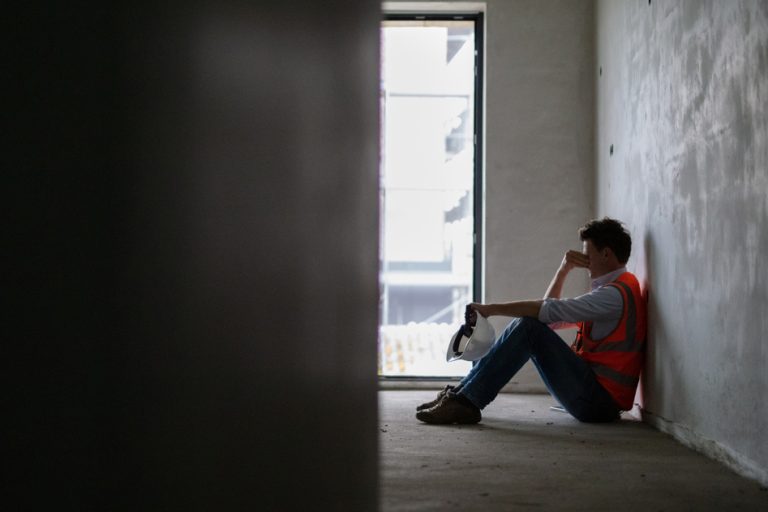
top-left (517, 316), bottom-right (543, 328)
top-left (518, 316), bottom-right (550, 338)
top-left (517, 316), bottom-right (555, 352)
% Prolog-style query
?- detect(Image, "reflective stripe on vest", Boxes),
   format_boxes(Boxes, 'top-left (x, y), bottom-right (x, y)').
top-left (590, 362), bottom-right (640, 388)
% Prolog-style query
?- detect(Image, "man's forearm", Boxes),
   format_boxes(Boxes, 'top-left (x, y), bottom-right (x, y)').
top-left (481, 300), bottom-right (543, 319)
top-left (546, 250), bottom-right (590, 298)
top-left (544, 268), bottom-right (570, 299)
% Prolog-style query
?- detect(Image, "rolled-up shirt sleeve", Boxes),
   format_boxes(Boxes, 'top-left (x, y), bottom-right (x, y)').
top-left (538, 286), bottom-right (623, 329)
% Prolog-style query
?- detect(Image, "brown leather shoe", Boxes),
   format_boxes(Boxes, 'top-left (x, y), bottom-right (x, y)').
top-left (416, 385), bottom-right (454, 411)
top-left (416, 395), bottom-right (481, 425)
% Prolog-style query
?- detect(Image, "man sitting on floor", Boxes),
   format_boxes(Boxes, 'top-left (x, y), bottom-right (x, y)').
top-left (416, 217), bottom-right (646, 424)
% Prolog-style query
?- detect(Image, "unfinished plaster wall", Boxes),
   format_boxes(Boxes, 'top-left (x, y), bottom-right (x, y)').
top-left (387, 1), bottom-right (596, 391)
top-left (596, 0), bottom-right (768, 485)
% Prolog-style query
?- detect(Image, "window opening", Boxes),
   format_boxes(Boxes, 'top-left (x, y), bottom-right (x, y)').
top-left (378, 14), bottom-right (483, 378)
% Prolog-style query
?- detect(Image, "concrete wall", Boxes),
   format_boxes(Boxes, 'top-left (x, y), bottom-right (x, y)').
top-left (485, 0), bottom-right (595, 390)
top-left (7, 2), bottom-right (380, 509)
top-left (386, 0), bottom-right (596, 391)
top-left (596, 0), bottom-right (768, 485)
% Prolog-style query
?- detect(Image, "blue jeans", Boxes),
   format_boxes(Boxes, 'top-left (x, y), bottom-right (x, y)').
top-left (456, 317), bottom-right (620, 423)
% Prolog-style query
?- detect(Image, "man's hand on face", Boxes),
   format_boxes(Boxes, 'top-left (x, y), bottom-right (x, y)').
top-left (560, 249), bottom-right (590, 272)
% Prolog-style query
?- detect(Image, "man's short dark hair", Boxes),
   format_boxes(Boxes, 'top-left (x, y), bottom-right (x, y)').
top-left (579, 217), bottom-right (632, 264)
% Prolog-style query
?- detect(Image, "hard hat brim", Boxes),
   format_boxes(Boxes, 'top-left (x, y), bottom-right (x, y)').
top-left (445, 315), bottom-right (496, 362)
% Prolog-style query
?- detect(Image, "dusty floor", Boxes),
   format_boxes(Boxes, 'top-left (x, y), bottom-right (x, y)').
top-left (380, 391), bottom-right (768, 511)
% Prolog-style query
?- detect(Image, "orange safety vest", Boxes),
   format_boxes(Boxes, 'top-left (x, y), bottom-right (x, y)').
top-left (572, 271), bottom-right (646, 411)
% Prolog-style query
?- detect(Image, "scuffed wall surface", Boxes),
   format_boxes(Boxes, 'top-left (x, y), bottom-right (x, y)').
top-left (596, 0), bottom-right (768, 482)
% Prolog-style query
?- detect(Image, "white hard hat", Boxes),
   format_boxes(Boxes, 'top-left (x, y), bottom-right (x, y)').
top-left (446, 314), bottom-right (496, 362)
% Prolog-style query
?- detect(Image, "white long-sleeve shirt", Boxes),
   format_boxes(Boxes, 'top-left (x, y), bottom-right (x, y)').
top-left (537, 267), bottom-right (626, 339)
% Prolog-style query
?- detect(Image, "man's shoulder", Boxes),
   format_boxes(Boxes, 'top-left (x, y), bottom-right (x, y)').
top-left (610, 271), bottom-right (641, 289)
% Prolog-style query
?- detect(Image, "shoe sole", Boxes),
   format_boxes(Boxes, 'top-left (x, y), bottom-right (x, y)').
top-left (415, 412), bottom-right (481, 425)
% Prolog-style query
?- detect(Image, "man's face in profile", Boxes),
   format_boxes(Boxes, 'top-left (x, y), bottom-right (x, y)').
top-left (583, 240), bottom-right (598, 278)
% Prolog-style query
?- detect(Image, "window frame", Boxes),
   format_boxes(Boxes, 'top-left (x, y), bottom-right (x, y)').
top-left (379, 11), bottom-right (485, 382)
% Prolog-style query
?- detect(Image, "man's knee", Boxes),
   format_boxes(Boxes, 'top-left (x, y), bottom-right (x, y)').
top-left (502, 316), bottom-right (538, 332)
top-left (518, 316), bottom-right (549, 337)
top-left (517, 316), bottom-right (542, 328)
top-left (497, 317), bottom-right (547, 351)
top-left (517, 316), bottom-right (550, 351)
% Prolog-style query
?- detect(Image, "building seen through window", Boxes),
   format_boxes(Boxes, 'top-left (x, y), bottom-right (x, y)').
top-left (379, 19), bottom-right (478, 377)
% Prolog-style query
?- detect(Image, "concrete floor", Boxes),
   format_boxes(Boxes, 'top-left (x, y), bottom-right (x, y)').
top-left (380, 391), bottom-right (768, 511)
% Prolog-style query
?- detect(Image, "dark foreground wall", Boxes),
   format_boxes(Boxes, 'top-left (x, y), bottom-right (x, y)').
top-left (6, 3), bottom-right (380, 509)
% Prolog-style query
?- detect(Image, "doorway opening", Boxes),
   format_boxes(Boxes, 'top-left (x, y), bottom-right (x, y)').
top-left (378, 13), bottom-right (484, 378)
